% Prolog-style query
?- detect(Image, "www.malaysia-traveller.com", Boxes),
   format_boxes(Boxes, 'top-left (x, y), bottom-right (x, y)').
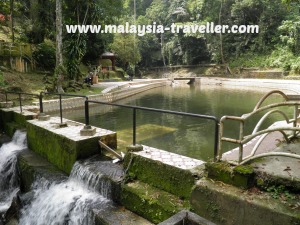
top-left (66, 22), bottom-right (259, 36)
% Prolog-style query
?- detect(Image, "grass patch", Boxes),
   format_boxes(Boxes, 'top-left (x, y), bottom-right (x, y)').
top-left (65, 86), bottom-right (104, 96)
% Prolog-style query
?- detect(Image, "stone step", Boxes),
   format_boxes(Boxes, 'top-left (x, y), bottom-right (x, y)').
top-left (121, 180), bottom-right (190, 224)
top-left (93, 205), bottom-right (153, 225)
top-left (124, 145), bottom-right (205, 200)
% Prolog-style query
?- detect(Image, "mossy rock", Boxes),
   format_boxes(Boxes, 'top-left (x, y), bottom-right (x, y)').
top-left (206, 162), bottom-right (255, 189)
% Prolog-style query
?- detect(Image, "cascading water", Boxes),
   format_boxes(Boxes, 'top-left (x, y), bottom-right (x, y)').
top-left (18, 157), bottom-right (123, 225)
top-left (0, 130), bottom-right (27, 213)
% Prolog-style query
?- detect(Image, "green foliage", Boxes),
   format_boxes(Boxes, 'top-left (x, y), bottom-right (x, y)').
top-left (65, 33), bottom-right (87, 80)
top-left (32, 42), bottom-right (56, 71)
top-left (5, 0), bottom-right (300, 75)
top-left (110, 33), bottom-right (141, 67)
top-left (64, 0), bottom-right (123, 79)
top-left (266, 47), bottom-right (296, 71)
top-left (0, 71), bottom-right (6, 87)
top-left (267, 185), bottom-right (296, 200)
top-left (278, 18), bottom-right (300, 54)
top-left (282, 0), bottom-right (300, 7)
top-left (229, 53), bottom-right (269, 68)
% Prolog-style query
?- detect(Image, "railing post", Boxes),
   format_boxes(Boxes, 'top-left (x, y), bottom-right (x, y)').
top-left (18, 93), bottom-right (22, 113)
top-left (59, 94), bottom-right (63, 124)
top-left (85, 98), bottom-right (90, 127)
top-left (217, 119), bottom-right (224, 161)
top-left (133, 108), bottom-right (137, 146)
top-left (39, 92), bottom-right (43, 113)
top-left (5, 92), bottom-right (8, 103)
top-left (293, 105), bottom-right (298, 138)
top-left (214, 120), bottom-right (219, 162)
top-left (80, 99), bottom-right (96, 136)
top-left (238, 121), bottom-right (245, 163)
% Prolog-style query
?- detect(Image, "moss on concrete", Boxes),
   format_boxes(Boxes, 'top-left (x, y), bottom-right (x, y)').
top-left (0, 109), bottom-right (35, 136)
top-left (13, 111), bottom-right (36, 127)
top-left (27, 123), bottom-right (99, 174)
top-left (17, 150), bottom-right (67, 192)
top-left (191, 178), bottom-right (300, 225)
top-left (0, 109), bottom-right (13, 132)
top-left (3, 121), bottom-right (25, 137)
top-left (121, 181), bottom-right (190, 224)
top-left (206, 162), bottom-right (255, 189)
top-left (26, 123), bottom-right (76, 174)
top-left (123, 152), bottom-right (197, 199)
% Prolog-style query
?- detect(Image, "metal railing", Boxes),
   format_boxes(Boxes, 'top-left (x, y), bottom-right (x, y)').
top-left (84, 99), bottom-right (220, 161)
top-left (1, 90), bottom-right (220, 160)
top-left (218, 90), bottom-right (300, 165)
top-left (42, 92), bottom-right (88, 124)
top-left (2, 91), bottom-right (43, 113)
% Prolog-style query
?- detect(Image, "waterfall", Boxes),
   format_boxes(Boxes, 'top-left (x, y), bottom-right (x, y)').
top-left (0, 130), bottom-right (27, 213)
top-left (18, 158), bottom-right (120, 225)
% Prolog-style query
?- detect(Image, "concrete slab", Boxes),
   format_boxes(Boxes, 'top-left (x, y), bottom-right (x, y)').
top-left (28, 116), bottom-right (115, 141)
top-left (251, 141), bottom-right (300, 191)
top-left (93, 205), bottom-right (154, 225)
top-left (135, 145), bottom-right (205, 170)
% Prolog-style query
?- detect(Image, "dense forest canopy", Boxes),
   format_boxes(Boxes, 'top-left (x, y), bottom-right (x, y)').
top-left (0, 0), bottom-right (300, 78)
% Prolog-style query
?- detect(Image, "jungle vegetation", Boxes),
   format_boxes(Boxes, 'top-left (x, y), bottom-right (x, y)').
top-left (0, 0), bottom-right (300, 84)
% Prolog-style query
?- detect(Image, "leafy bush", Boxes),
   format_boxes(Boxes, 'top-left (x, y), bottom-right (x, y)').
top-left (266, 47), bottom-right (295, 71)
top-left (32, 42), bottom-right (56, 71)
top-left (290, 57), bottom-right (300, 74)
top-left (0, 71), bottom-right (6, 87)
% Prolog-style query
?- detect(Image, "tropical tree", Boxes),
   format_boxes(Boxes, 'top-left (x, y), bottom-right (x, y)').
top-left (55, 0), bottom-right (64, 93)
top-left (110, 33), bottom-right (141, 70)
top-left (64, 0), bottom-right (123, 81)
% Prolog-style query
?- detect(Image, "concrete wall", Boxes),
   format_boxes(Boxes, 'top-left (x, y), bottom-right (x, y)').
top-left (26, 117), bottom-right (117, 174)
top-left (39, 81), bottom-right (167, 113)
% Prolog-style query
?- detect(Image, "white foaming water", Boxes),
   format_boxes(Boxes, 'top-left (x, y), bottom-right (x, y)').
top-left (70, 162), bottom-right (112, 199)
top-left (0, 130), bottom-right (27, 213)
top-left (19, 162), bottom-right (112, 225)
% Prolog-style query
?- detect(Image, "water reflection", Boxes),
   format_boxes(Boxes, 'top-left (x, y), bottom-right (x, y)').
top-left (54, 83), bottom-right (292, 161)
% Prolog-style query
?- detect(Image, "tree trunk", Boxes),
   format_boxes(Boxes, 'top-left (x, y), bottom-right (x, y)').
top-left (56, 0), bottom-right (64, 93)
top-left (219, 0), bottom-right (225, 64)
top-left (10, 0), bottom-right (14, 43)
top-left (161, 33), bottom-right (166, 67)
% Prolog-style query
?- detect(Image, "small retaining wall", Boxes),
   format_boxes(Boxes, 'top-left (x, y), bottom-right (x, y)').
top-left (200, 77), bottom-right (300, 94)
top-left (39, 81), bottom-right (167, 113)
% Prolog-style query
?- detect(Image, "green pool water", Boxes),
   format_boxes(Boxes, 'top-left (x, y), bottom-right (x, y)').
top-left (58, 83), bottom-right (292, 161)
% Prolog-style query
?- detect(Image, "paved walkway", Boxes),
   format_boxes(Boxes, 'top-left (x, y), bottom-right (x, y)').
top-left (92, 79), bottom-right (168, 93)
